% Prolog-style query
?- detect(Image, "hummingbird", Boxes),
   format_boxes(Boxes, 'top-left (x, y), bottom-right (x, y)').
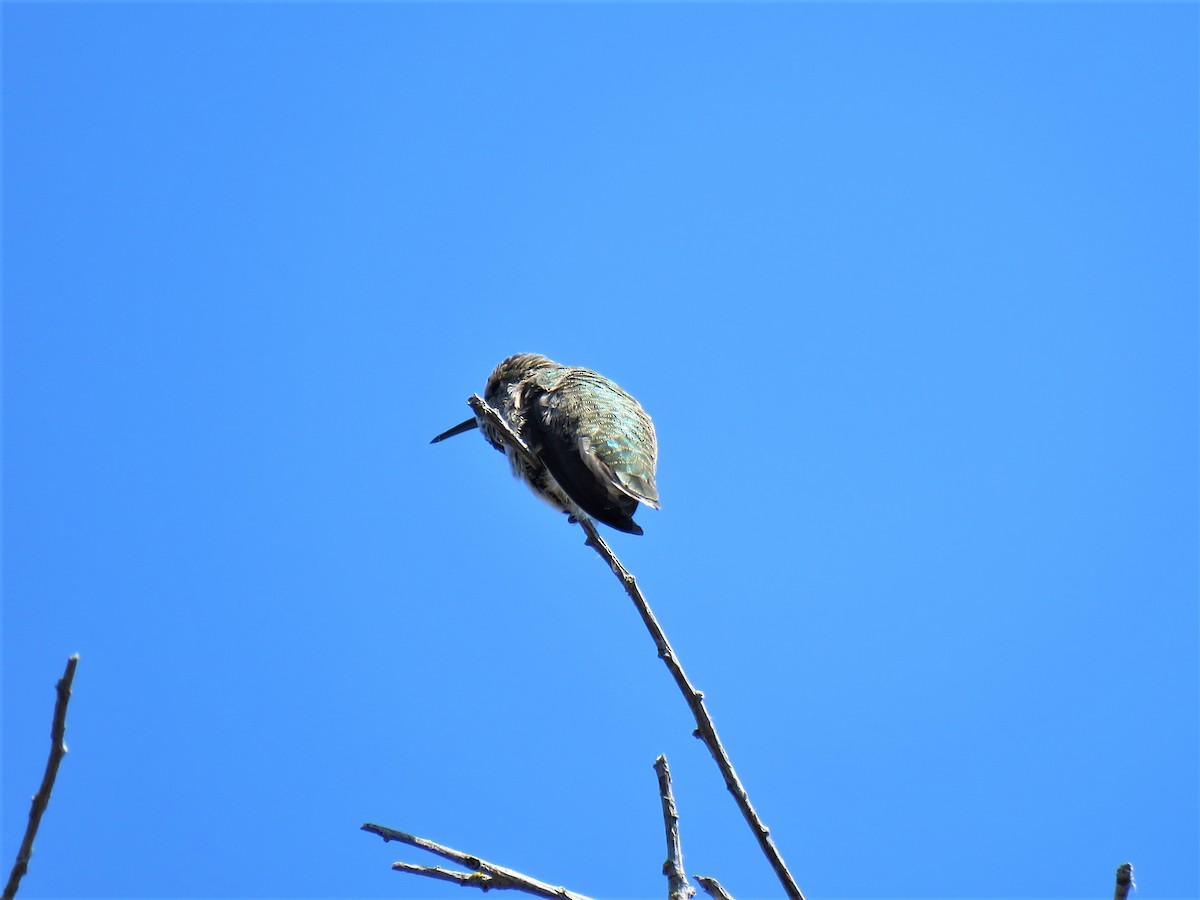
top-left (431, 353), bottom-right (659, 535)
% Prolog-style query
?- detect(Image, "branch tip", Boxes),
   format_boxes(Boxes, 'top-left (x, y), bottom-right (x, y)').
top-left (4, 656), bottom-right (80, 900)
top-left (1114, 862), bottom-right (1135, 900)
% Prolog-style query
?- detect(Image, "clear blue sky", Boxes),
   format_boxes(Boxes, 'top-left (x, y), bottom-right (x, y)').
top-left (3, 4), bottom-right (1196, 900)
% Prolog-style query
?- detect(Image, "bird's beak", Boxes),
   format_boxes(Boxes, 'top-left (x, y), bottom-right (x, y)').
top-left (430, 417), bottom-right (479, 444)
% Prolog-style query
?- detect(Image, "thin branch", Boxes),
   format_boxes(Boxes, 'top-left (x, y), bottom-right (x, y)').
top-left (695, 876), bottom-right (736, 900)
top-left (1114, 862), bottom-right (1134, 900)
top-left (469, 393), bottom-right (530, 451)
top-left (467, 394), bottom-right (805, 900)
top-left (391, 861), bottom-right (494, 888)
top-left (654, 756), bottom-right (697, 900)
top-left (362, 823), bottom-right (596, 900)
top-left (4, 655), bottom-right (80, 900)
top-left (581, 519), bottom-right (802, 900)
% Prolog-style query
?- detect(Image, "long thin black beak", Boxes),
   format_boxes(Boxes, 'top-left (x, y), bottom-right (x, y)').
top-left (430, 417), bottom-right (479, 444)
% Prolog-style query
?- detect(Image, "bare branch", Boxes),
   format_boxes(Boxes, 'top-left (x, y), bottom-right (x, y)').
top-left (391, 861), bottom-right (494, 888)
top-left (654, 756), bottom-right (696, 900)
top-left (1114, 862), bottom-right (1134, 900)
top-left (362, 823), bottom-right (596, 900)
top-left (460, 397), bottom-right (805, 900)
top-left (4, 655), bottom-right (80, 900)
top-left (695, 876), bottom-right (736, 900)
top-left (578, 520), bottom-right (804, 900)
top-left (469, 393), bottom-right (533, 453)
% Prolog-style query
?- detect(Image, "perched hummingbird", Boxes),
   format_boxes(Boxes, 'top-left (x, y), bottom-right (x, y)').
top-left (431, 353), bottom-right (659, 535)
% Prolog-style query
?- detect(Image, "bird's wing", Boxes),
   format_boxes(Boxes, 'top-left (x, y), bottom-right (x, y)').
top-left (530, 370), bottom-right (660, 512)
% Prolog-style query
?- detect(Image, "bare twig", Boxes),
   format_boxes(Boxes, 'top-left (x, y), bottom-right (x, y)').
top-left (467, 394), bottom-right (805, 900)
top-left (654, 756), bottom-right (697, 900)
top-left (1114, 862), bottom-right (1134, 900)
top-left (581, 519), bottom-right (801, 900)
top-left (579, 517), bottom-right (805, 895)
top-left (469, 393), bottom-right (528, 450)
top-left (362, 823), bottom-right (596, 900)
top-left (695, 876), bottom-right (736, 900)
top-left (4, 655), bottom-right (80, 900)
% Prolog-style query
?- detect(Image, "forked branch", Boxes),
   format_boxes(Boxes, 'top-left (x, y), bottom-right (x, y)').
top-left (361, 823), bottom-right (595, 900)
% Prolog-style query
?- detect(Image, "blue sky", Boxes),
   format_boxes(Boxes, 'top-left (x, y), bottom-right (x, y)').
top-left (3, 4), bottom-right (1196, 900)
